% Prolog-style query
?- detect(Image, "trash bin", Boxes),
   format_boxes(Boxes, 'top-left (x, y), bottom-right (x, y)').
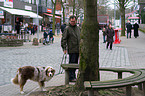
top-left (114, 28), bottom-right (121, 44)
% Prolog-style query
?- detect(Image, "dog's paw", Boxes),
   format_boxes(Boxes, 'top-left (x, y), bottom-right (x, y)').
top-left (20, 91), bottom-right (25, 94)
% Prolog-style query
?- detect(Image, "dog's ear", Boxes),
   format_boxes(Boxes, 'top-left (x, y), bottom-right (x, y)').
top-left (51, 69), bottom-right (55, 73)
top-left (45, 66), bottom-right (51, 71)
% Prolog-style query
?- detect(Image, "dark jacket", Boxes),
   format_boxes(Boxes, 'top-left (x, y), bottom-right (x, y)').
top-left (48, 30), bottom-right (54, 38)
top-left (61, 24), bottom-right (66, 33)
top-left (43, 32), bottom-right (48, 38)
top-left (133, 23), bottom-right (139, 37)
top-left (61, 24), bottom-right (80, 54)
top-left (105, 27), bottom-right (114, 42)
top-left (126, 23), bottom-right (132, 33)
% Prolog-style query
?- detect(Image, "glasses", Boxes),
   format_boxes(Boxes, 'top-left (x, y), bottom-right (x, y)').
top-left (70, 21), bottom-right (76, 23)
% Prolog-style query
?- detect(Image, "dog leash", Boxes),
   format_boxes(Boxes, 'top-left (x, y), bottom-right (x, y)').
top-left (56, 54), bottom-right (67, 76)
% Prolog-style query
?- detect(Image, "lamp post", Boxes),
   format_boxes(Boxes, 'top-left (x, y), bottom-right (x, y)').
top-left (114, 0), bottom-right (116, 28)
top-left (36, 0), bottom-right (39, 40)
top-left (62, 0), bottom-right (66, 23)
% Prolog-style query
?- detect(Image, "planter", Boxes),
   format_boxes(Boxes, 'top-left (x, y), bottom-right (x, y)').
top-left (32, 38), bottom-right (39, 46)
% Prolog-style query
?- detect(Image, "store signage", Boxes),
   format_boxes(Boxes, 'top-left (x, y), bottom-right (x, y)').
top-left (55, 10), bottom-right (62, 15)
top-left (47, 8), bottom-right (52, 13)
top-left (4, 0), bottom-right (13, 8)
top-left (25, 5), bottom-right (32, 11)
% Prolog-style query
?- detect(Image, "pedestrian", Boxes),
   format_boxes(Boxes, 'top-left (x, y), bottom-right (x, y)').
top-left (48, 29), bottom-right (54, 43)
top-left (102, 24), bottom-right (107, 43)
top-left (56, 22), bottom-right (60, 35)
top-left (61, 15), bottom-right (80, 82)
top-left (105, 23), bottom-right (114, 50)
top-left (61, 22), bottom-right (66, 33)
top-left (133, 22), bottom-right (139, 38)
top-left (15, 20), bottom-right (21, 35)
top-left (43, 31), bottom-right (48, 45)
top-left (126, 21), bottom-right (132, 38)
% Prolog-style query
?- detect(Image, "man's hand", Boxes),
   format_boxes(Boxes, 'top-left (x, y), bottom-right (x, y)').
top-left (64, 50), bottom-right (67, 54)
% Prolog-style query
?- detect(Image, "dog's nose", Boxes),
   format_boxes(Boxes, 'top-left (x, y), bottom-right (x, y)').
top-left (50, 74), bottom-right (52, 76)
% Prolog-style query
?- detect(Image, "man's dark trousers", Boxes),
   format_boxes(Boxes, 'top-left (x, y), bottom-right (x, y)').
top-left (69, 53), bottom-right (79, 81)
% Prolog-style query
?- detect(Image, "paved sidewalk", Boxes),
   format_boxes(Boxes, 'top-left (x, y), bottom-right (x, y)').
top-left (0, 30), bottom-right (145, 96)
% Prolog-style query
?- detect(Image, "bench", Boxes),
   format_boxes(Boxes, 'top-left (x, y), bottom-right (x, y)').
top-left (61, 64), bottom-right (127, 85)
top-left (61, 64), bottom-right (79, 84)
top-left (84, 69), bottom-right (145, 96)
top-left (61, 64), bottom-right (145, 96)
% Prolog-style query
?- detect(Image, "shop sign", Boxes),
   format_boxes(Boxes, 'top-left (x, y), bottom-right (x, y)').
top-left (47, 8), bottom-right (52, 13)
top-left (4, 0), bottom-right (13, 8)
top-left (55, 10), bottom-right (62, 15)
top-left (25, 5), bottom-right (32, 11)
top-left (0, 11), bottom-right (3, 15)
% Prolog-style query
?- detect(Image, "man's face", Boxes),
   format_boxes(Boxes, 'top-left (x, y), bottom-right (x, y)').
top-left (109, 24), bottom-right (112, 28)
top-left (69, 18), bottom-right (76, 26)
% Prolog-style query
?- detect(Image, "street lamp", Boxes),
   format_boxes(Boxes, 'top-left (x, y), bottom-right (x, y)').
top-left (62, 0), bottom-right (66, 23)
top-left (36, 0), bottom-right (39, 40)
top-left (114, 0), bottom-right (116, 28)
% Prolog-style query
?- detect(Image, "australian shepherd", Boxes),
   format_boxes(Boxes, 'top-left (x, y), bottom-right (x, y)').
top-left (11, 66), bottom-right (55, 94)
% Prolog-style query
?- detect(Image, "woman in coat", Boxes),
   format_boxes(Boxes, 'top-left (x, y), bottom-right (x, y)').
top-left (105, 24), bottom-right (115, 50)
top-left (133, 22), bottom-right (139, 38)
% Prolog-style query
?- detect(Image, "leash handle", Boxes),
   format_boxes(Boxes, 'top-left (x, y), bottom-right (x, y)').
top-left (58, 54), bottom-right (67, 74)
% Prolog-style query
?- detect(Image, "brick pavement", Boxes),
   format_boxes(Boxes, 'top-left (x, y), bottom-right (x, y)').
top-left (0, 30), bottom-right (145, 96)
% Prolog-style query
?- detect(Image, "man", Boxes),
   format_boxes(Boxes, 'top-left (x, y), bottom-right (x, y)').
top-left (133, 22), bottom-right (139, 38)
top-left (126, 21), bottom-right (132, 38)
top-left (61, 15), bottom-right (80, 82)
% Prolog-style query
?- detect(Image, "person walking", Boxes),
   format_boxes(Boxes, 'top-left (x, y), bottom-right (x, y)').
top-left (102, 25), bottom-right (107, 43)
top-left (133, 22), bottom-right (139, 38)
top-left (105, 24), bottom-right (114, 50)
top-left (61, 22), bottom-right (66, 33)
top-left (15, 20), bottom-right (21, 35)
top-left (56, 22), bottom-right (60, 35)
top-left (126, 21), bottom-right (132, 38)
top-left (48, 29), bottom-right (54, 43)
top-left (61, 15), bottom-right (80, 82)
top-left (43, 31), bottom-right (48, 45)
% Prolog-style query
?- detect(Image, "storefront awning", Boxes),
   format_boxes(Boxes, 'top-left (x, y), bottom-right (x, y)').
top-left (0, 6), bottom-right (42, 19)
top-left (44, 13), bottom-right (61, 19)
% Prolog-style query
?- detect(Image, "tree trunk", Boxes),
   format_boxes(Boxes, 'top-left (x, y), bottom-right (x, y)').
top-left (73, 0), bottom-right (75, 15)
top-left (52, 0), bottom-right (56, 34)
top-left (61, 0), bottom-right (65, 23)
top-left (63, 6), bottom-right (65, 23)
top-left (75, 0), bottom-right (99, 90)
top-left (120, 6), bottom-right (125, 36)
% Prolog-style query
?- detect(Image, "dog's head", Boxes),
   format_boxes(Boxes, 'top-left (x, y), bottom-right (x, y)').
top-left (45, 66), bottom-right (55, 77)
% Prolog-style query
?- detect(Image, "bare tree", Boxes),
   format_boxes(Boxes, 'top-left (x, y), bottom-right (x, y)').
top-left (116, 0), bottom-right (134, 36)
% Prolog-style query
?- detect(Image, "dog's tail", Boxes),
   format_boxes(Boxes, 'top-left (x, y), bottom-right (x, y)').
top-left (11, 68), bottom-right (22, 85)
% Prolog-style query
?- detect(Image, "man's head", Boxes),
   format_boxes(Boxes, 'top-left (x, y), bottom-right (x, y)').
top-left (69, 15), bottom-right (77, 26)
top-left (109, 23), bottom-right (112, 29)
